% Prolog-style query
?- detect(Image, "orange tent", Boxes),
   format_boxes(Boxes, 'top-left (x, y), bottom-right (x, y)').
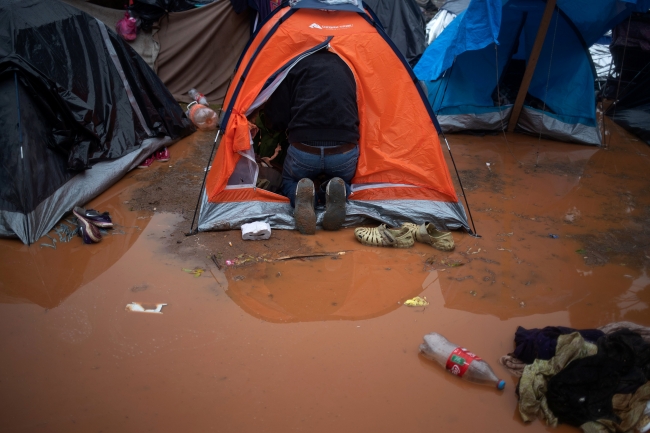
top-left (198, 0), bottom-right (470, 233)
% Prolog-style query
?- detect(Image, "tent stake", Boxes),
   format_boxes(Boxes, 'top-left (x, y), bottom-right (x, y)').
top-left (507, 0), bottom-right (557, 132)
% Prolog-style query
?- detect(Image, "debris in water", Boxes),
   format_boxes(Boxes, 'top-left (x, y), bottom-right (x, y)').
top-left (404, 296), bottom-right (429, 307)
top-left (519, 301), bottom-right (525, 308)
top-left (441, 259), bottom-right (464, 267)
top-left (470, 290), bottom-right (477, 296)
top-left (233, 275), bottom-right (245, 281)
top-left (182, 268), bottom-right (204, 277)
top-left (548, 234), bottom-right (559, 239)
top-left (130, 284), bottom-right (149, 292)
top-left (575, 249), bottom-right (586, 254)
top-left (125, 303), bottom-right (167, 314)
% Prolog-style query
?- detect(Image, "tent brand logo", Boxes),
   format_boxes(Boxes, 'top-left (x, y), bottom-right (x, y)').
top-left (308, 23), bottom-right (353, 30)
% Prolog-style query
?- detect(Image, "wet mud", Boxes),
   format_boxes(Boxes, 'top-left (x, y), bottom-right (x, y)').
top-left (1, 120), bottom-right (650, 432)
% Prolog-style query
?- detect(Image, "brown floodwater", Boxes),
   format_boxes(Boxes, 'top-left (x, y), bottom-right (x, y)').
top-left (1, 121), bottom-right (649, 432)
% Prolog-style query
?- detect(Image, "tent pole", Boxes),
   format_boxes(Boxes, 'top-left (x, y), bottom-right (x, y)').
top-left (507, 0), bottom-right (557, 132)
top-left (187, 128), bottom-right (221, 236)
top-left (441, 134), bottom-right (480, 237)
top-left (14, 72), bottom-right (30, 245)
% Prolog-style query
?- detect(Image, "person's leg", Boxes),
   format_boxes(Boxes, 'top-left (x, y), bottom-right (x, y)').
top-left (322, 146), bottom-right (359, 198)
top-left (281, 145), bottom-right (321, 207)
top-left (281, 145), bottom-right (322, 234)
top-left (321, 146), bottom-right (359, 230)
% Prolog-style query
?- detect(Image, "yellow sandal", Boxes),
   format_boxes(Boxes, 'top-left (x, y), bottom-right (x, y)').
top-left (354, 224), bottom-right (414, 248)
top-left (402, 222), bottom-right (454, 251)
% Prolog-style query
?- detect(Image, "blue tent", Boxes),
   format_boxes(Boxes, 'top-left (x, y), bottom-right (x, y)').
top-left (414, 0), bottom-right (650, 145)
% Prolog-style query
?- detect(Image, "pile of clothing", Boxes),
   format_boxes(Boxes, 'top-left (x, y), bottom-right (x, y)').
top-left (500, 322), bottom-right (650, 432)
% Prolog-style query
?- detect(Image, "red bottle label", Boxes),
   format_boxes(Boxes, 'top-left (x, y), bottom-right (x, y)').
top-left (445, 347), bottom-right (481, 377)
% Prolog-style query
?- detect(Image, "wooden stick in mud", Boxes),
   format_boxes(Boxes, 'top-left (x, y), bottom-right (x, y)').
top-left (274, 251), bottom-right (351, 261)
top-left (211, 254), bottom-right (222, 270)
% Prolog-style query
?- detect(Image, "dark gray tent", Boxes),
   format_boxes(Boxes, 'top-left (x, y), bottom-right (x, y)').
top-left (606, 12), bottom-right (650, 145)
top-left (364, 0), bottom-right (427, 66)
top-left (0, 0), bottom-right (194, 245)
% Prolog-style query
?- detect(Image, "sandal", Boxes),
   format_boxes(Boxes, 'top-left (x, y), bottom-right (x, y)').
top-left (402, 222), bottom-right (454, 251)
top-left (354, 224), bottom-right (414, 248)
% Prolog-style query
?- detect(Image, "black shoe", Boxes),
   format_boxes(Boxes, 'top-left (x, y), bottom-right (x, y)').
top-left (322, 177), bottom-right (346, 231)
top-left (73, 208), bottom-right (102, 243)
top-left (74, 206), bottom-right (113, 228)
top-left (294, 178), bottom-right (316, 235)
top-left (85, 209), bottom-right (113, 228)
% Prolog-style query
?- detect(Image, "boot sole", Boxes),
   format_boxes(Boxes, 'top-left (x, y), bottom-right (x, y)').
top-left (323, 179), bottom-right (346, 231)
top-left (295, 180), bottom-right (316, 235)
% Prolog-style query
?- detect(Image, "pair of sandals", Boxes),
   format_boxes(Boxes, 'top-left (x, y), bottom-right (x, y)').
top-left (354, 222), bottom-right (454, 251)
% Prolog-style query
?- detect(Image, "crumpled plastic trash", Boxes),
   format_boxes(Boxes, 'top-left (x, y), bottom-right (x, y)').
top-left (125, 302), bottom-right (167, 314)
top-left (116, 12), bottom-right (137, 41)
top-left (404, 296), bottom-right (429, 307)
top-left (241, 221), bottom-right (271, 240)
top-left (182, 268), bottom-right (204, 277)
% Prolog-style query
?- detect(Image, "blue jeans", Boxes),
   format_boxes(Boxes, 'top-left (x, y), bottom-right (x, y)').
top-left (282, 144), bottom-right (359, 207)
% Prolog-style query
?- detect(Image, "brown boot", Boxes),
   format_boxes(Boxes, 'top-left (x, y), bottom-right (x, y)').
top-left (294, 178), bottom-right (316, 235)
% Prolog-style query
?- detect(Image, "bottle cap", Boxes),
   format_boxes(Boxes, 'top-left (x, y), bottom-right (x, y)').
top-left (497, 380), bottom-right (506, 390)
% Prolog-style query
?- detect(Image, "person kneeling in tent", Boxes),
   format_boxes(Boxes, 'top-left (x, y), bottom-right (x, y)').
top-left (264, 49), bottom-right (360, 235)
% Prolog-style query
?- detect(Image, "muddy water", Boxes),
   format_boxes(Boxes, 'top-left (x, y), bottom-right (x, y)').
top-left (1, 122), bottom-right (649, 432)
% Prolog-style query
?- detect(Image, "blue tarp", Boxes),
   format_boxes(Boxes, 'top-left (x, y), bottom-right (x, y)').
top-left (414, 0), bottom-right (501, 81)
top-left (415, 0), bottom-right (650, 145)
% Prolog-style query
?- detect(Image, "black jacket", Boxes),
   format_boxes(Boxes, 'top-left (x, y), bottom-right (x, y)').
top-left (265, 50), bottom-right (360, 144)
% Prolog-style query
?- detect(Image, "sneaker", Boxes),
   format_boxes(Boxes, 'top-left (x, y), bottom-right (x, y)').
top-left (73, 208), bottom-right (102, 243)
top-left (154, 147), bottom-right (170, 162)
top-left (74, 206), bottom-right (113, 229)
top-left (294, 178), bottom-right (316, 235)
top-left (322, 177), bottom-right (346, 231)
top-left (402, 222), bottom-right (455, 251)
top-left (354, 224), bottom-right (414, 248)
top-left (137, 154), bottom-right (155, 168)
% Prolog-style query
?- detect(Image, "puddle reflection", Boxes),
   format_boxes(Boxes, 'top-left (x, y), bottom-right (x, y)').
top-left (0, 197), bottom-right (150, 309)
top-left (225, 249), bottom-right (426, 322)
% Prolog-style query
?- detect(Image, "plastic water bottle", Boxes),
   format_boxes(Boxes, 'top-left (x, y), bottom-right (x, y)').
top-left (187, 103), bottom-right (217, 131)
top-left (188, 88), bottom-right (208, 106)
top-left (419, 332), bottom-right (506, 390)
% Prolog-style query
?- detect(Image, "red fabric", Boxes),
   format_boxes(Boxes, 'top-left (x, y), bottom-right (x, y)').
top-left (116, 12), bottom-right (137, 42)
